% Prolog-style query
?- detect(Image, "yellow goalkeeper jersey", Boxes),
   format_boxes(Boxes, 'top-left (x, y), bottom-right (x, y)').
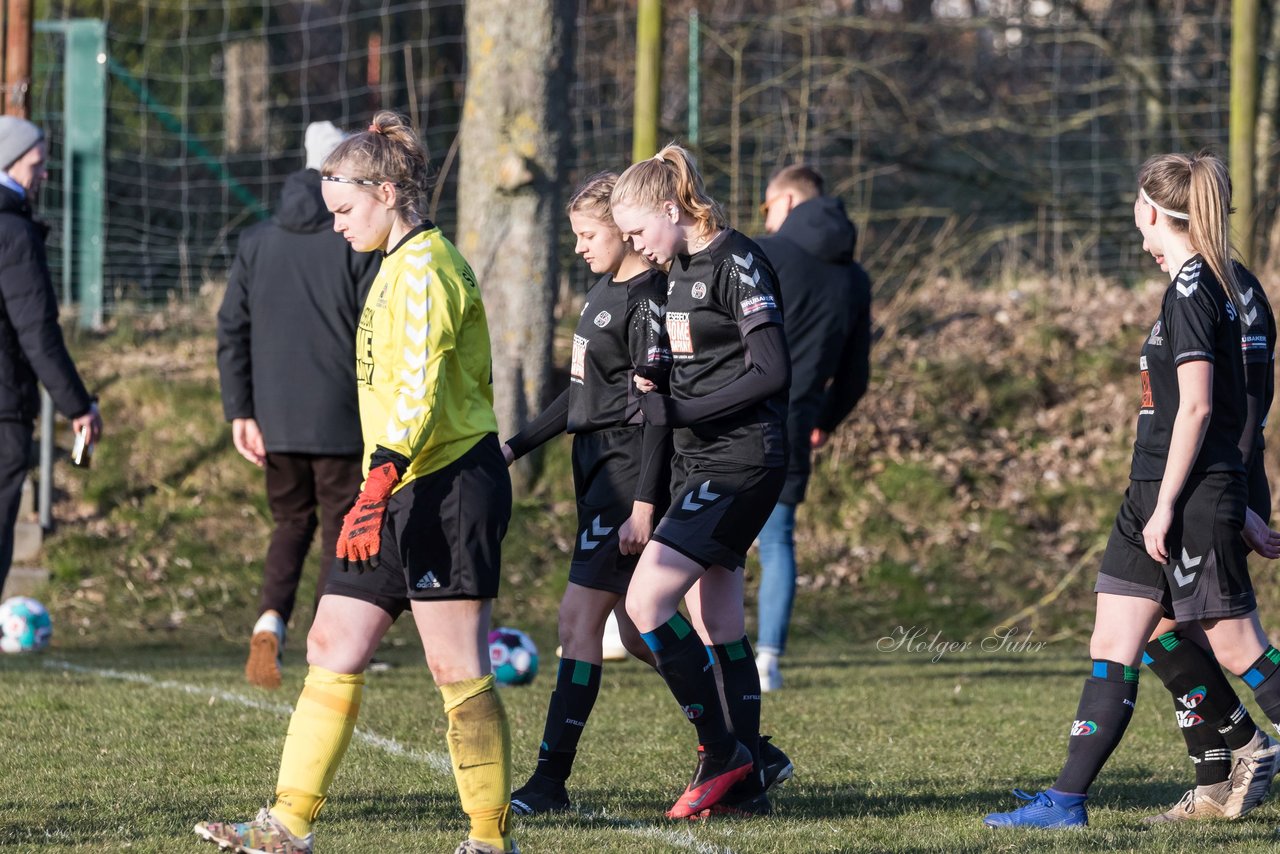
top-left (356, 224), bottom-right (498, 489)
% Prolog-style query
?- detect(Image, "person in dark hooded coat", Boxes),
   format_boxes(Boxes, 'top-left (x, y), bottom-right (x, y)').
top-left (216, 121), bottom-right (379, 688)
top-left (0, 116), bottom-right (101, 597)
top-left (753, 164), bottom-right (872, 692)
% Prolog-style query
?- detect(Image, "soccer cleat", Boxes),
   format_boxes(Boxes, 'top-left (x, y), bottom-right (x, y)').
top-left (756, 652), bottom-right (782, 692)
top-left (454, 839), bottom-right (520, 854)
top-left (759, 735), bottom-right (794, 792)
top-left (510, 773), bottom-right (571, 815)
top-left (246, 611), bottom-right (286, 690)
top-left (982, 789), bottom-right (1088, 829)
top-left (1142, 784), bottom-right (1231, 823)
top-left (698, 789), bottom-right (771, 818)
top-left (1225, 731), bottom-right (1280, 817)
top-left (666, 741), bottom-right (755, 820)
top-left (194, 808), bottom-right (313, 854)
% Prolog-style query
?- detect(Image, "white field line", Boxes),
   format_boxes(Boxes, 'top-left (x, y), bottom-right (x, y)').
top-left (42, 659), bottom-right (730, 853)
top-left (44, 659), bottom-right (452, 773)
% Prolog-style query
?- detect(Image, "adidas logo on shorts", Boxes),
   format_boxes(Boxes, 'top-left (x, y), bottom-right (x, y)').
top-left (415, 571), bottom-right (441, 589)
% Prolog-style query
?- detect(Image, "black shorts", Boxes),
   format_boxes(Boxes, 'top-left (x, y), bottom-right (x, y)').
top-left (1094, 471), bottom-right (1254, 622)
top-left (1247, 452), bottom-right (1271, 523)
top-left (569, 426), bottom-right (668, 594)
top-left (650, 454), bottom-right (785, 571)
top-left (324, 434), bottom-right (512, 616)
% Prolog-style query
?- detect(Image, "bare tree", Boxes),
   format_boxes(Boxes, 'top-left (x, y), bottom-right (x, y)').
top-left (455, 0), bottom-right (574, 451)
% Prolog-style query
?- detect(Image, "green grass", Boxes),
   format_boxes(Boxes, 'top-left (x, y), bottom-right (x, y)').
top-left (15, 288), bottom-right (1280, 851)
top-left (6, 641), bottom-right (1280, 852)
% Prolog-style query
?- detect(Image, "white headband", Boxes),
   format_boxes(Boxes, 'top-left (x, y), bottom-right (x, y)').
top-left (1141, 187), bottom-right (1189, 221)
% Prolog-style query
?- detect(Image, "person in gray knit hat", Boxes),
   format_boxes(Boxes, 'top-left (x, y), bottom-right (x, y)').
top-left (0, 116), bottom-right (103, 597)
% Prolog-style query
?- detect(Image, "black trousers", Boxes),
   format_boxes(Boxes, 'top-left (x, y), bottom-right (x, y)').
top-left (261, 452), bottom-right (362, 623)
top-left (0, 420), bottom-right (33, 596)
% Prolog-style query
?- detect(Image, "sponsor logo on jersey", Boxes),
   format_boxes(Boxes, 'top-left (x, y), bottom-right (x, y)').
top-left (570, 334), bottom-right (588, 383)
top-left (357, 309), bottom-right (376, 386)
top-left (1178, 686), bottom-right (1207, 709)
top-left (1147, 320), bottom-right (1163, 346)
top-left (594, 310), bottom-right (611, 327)
top-left (1070, 720), bottom-right (1097, 737)
top-left (741, 294), bottom-right (777, 317)
top-left (682, 703), bottom-right (704, 721)
top-left (1176, 710), bottom-right (1205, 728)
top-left (691, 281), bottom-right (707, 299)
top-left (374, 282), bottom-right (390, 309)
top-left (1243, 333), bottom-right (1269, 353)
top-left (668, 311), bottom-right (693, 356)
top-left (1138, 354), bottom-right (1152, 411)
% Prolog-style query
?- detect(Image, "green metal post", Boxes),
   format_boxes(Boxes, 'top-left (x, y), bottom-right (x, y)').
top-left (1230, 0), bottom-right (1258, 261)
top-left (633, 0), bottom-right (662, 161)
top-left (63, 20), bottom-right (106, 328)
top-left (688, 9), bottom-right (699, 147)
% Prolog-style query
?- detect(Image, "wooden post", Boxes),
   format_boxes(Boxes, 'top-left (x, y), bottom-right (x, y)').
top-left (1231, 0), bottom-right (1258, 261)
top-left (4, 0), bottom-right (30, 117)
top-left (633, 0), bottom-right (662, 161)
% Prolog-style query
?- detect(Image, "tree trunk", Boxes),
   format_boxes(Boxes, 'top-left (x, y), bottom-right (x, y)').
top-left (456, 0), bottom-right (574, 451)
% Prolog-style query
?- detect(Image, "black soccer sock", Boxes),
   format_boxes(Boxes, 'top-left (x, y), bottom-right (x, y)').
top-left (709, 636), bottom-right (762, 767)
top-left (533, 658), bottom-right (601, 783)
top-left (642, 612), bottom-right (736, 757)
top-left (1143, 632), bottom-right (1249, 785)
top-left (1052, 660), bottom-right (1138, 795)
top-left (1243, 646), bottom-right (1280, 735)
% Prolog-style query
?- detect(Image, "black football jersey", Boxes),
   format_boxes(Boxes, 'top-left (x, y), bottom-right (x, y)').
top-left (1235, 262), bottom-right (1276, 451)
top-left (664, 228), bottom-right (787, 467)
top-left (1132, 255), bottom-right (1246, 480)
top-left (567, 267), bottom-right (672, 433)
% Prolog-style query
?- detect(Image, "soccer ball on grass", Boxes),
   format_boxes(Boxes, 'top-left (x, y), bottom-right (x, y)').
top-left (0, 596), bottom-right (52, 653)
top-left (488, 627), bottom-right (538, 685)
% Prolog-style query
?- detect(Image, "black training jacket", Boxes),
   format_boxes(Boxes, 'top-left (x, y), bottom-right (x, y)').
top-left (0, 184), bottom-right (92, 424)
top-left (757, 196), bottom-right (872, 504)
top-left (216, 169), bottom-right (380, 455)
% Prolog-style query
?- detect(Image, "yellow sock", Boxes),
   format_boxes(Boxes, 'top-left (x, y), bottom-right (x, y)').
top-left (441, 674), bottom-right (512, 851)
top-left (270, 665), bottom-right (365, 838)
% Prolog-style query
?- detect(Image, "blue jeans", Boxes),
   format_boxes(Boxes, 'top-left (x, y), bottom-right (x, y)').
top-left (755, 501), bottom-right (797, 656)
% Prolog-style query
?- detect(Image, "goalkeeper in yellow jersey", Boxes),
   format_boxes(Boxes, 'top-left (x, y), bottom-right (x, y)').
top-left (196, 111), bottom-right (516, 854)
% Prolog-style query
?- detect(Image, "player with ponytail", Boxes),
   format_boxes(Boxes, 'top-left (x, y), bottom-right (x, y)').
top-left (611, 143), bottom-right (794, 818)
top-left (987, 150), bottom-right (1280, 830)
top-left (500, 170), bottom-right (671, 815)
top-left (197, 111), bottom-right (517, 854)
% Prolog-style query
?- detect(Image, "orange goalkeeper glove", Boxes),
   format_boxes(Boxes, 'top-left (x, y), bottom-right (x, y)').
top-left (336, 462), bottom-right (399, 574)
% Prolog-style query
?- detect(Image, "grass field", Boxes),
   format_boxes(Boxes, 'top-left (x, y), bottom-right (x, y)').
top-left (7, 635), bottom-right (1280, 853)
top-left (12, 290), bottom-right (1280, 852)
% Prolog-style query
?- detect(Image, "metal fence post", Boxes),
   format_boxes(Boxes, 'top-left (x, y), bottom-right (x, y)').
top-left (64, 19), bottom-right (106, 329)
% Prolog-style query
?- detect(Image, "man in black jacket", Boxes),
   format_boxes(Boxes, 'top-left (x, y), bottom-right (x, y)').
top-left (0, 117), bottom-right (102, 596)
top-left (753, 165), bottom-right (871, 691)
top-left (217, 121), bottom-right (379, 689)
